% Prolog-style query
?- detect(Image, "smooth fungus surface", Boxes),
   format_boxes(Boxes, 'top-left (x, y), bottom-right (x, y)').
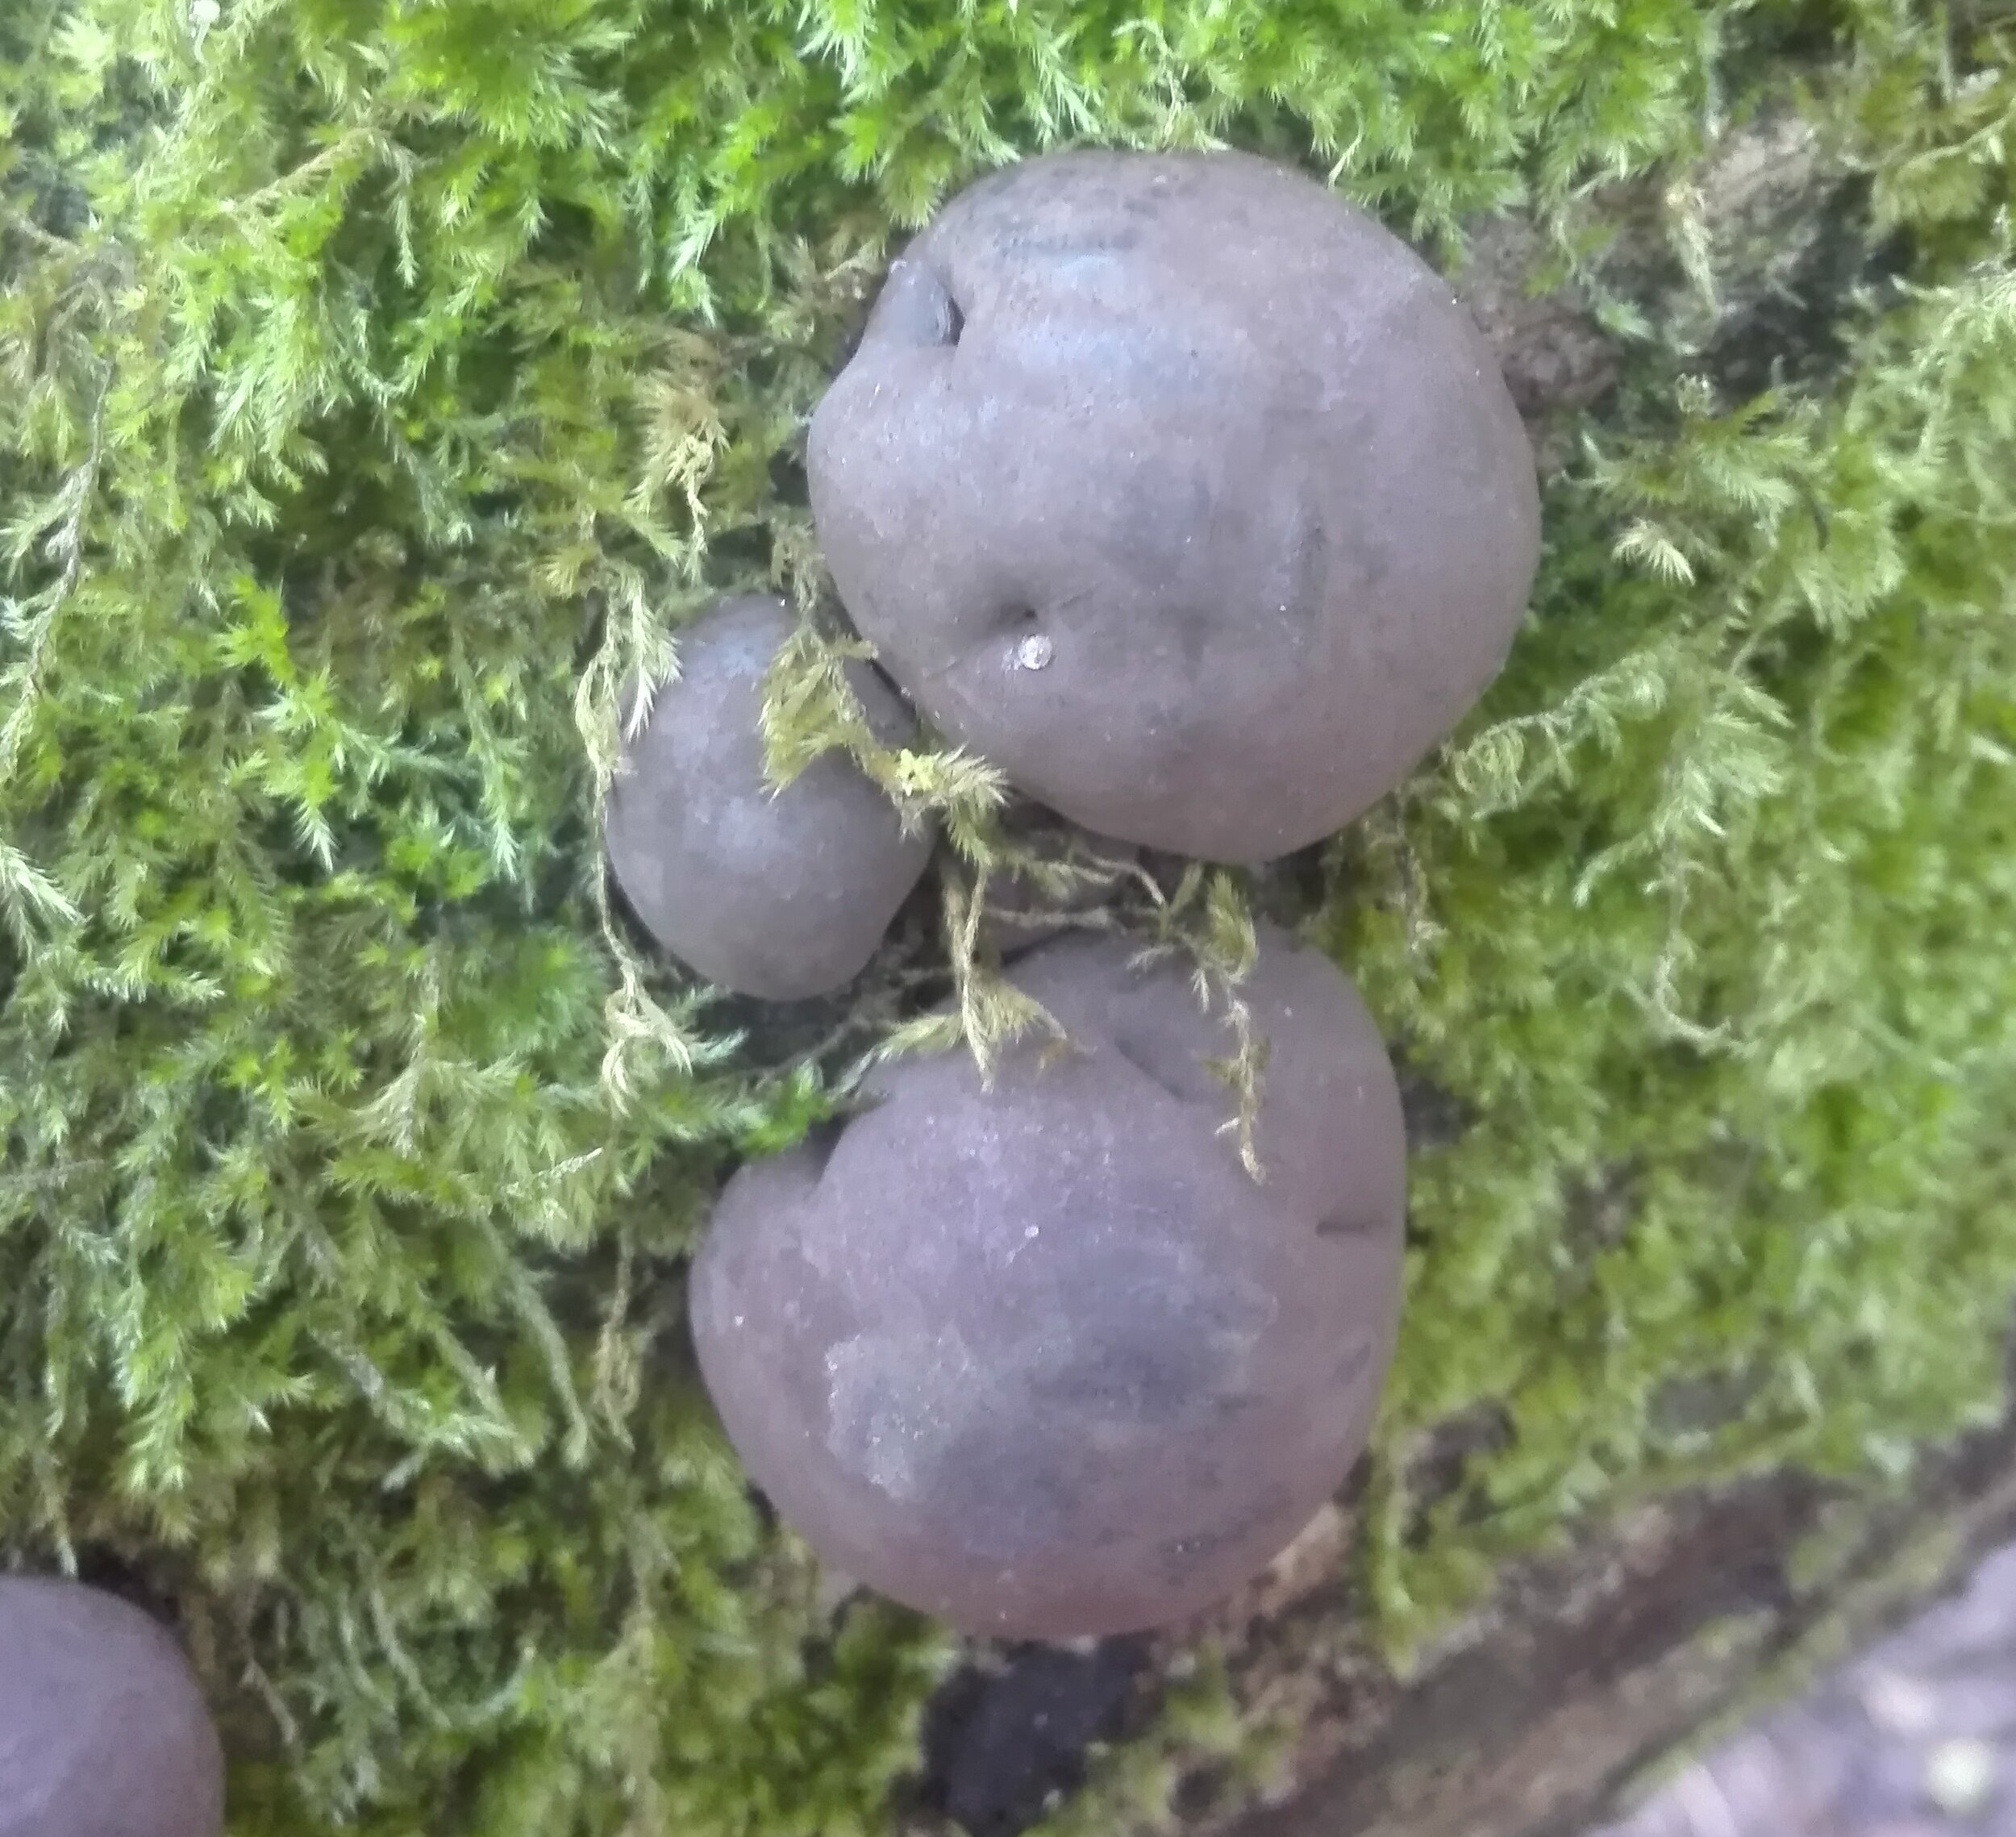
top-left (809, 148), bottom-right (1542, 862)
top-left (0, 1577), bottom-right (224, 1837)
top-left (603, 594), bottom-right (933, 999)
top-left (689, 924), bottom-right (1406, 1639)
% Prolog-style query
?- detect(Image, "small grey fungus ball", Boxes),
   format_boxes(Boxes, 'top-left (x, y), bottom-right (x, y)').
top-left (602, 594), bottom-right (935, 999)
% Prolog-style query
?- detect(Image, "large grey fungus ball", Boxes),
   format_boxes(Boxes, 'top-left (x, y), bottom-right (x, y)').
top-left (689, 923), bottom-right (1406, 1639)
top-left (0, 1577), bottom-right (225, 1837)
top-left (809, 148), bottom-right (1542, 863)
top-left (603, 594), bottom-right (934, 999)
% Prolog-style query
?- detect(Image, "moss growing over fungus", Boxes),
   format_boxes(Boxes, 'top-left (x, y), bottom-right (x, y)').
top-left (691, 926), bottom-right (1405, 1639)
top-left (603, 594), bottom-right (931, 1000)
top-left (0, 0), bottom-right (2014, 1833)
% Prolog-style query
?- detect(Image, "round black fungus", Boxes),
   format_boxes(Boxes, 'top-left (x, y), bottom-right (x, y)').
top-left (0, 1577), bottom-right (224, 1837)
top-left (810, 148), bottom-right (1542, 862)
top-left (603, 594), bottom-right (934, 998)
top-left (689, 923), bottom-right (1406, 1638)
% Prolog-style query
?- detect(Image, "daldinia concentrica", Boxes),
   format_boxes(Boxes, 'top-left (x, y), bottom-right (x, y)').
top-left (689, 923), bottom-right (1406, 1638)
top-left (0, 1577), bottom-right (225, 1837)
top-left (602, 594), bottom-right (933, 999)
top-left (808, 148), bottom-right (1541, 862)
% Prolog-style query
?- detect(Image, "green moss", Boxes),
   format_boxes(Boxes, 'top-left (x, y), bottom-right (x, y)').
top-left (1342, 54), bottom-right (2016, 1656)
top-left (2, 0), bottom-right (2014, 1831)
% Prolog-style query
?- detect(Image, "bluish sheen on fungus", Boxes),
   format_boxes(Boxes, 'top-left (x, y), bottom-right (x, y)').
top-left (0, 1577), bottom-right (224, 1837)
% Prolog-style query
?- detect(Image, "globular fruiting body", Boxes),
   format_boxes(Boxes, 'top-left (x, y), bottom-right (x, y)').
top-left (603, 594), bottom-right (933, 998)
top-left (0, 1577), bottom-right (224, 1837)
top-left (810, 148), bottom-right (1541, 862)
top-left (689, 924), bottom-right (1406, 1638)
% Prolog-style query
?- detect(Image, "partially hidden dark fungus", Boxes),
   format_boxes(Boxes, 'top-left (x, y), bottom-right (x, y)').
top-left (689, 923), bottom-right (1406, 1639)
top-left (603, 594), bottom-right (934, 999)
top-left (0, 1577), bottom-right (224, 1837)
top-left (977, 807), bottom-right (1142, 959)
top-left (809, 148), bottom-right (1543, 863)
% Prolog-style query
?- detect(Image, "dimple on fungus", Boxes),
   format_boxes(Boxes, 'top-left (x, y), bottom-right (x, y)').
top-left (688, 923), bottom-right (1406, 1639)
top-left (809, 148), bottom-right (1542, 863)
top-left (0, 1577), bottom-right (225, 1837)
top-left (602, 594), bottom-right (934, 1000)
